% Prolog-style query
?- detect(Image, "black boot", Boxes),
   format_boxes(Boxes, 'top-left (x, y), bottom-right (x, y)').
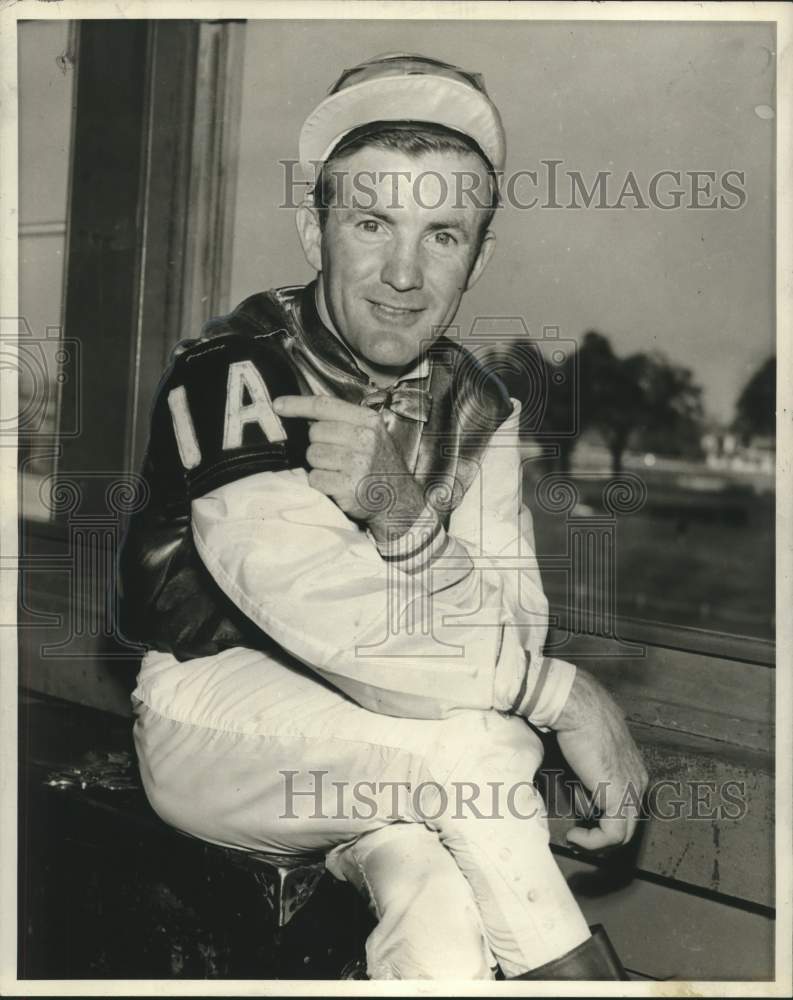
top-left (509, 925), bottom-right (629, 980)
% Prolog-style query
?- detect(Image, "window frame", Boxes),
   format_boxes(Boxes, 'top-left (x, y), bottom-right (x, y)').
top-left (18, 20), bottom-right (245, 703)
top-left (18, 17), bottom-right (776, 710)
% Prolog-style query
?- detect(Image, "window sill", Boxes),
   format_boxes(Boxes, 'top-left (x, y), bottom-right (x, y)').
top-left (549, 604), bottom-right (774, 667)
top-left (547, 720), bottom-right (774, 910)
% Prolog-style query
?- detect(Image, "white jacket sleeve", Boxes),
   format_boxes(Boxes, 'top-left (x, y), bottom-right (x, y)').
top-left (191, 400), bottom-right (574, 722)
top-left (370, 400), bottom-right (575, 726)
top-left (443, 401), bottom-right (576, 726)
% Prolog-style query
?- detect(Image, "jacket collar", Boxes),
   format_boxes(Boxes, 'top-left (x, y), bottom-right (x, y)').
top-left (294, 280), bottom-right (430, 390)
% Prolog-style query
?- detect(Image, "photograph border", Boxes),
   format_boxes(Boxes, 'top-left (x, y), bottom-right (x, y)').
top-left (1, 1), bottom-right (790, 996)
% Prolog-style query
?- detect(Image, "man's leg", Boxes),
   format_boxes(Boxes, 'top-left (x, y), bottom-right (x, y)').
top-left (323, 710), bottom-right (595, 978)
top-left (327, 823), bottom-right (494, 980)
top-left (132, 649), bottom-right (592, 978)
top-left (133, 695), bottom-right (494, 980)
top-left (419, 714), bottom-right (591, 976)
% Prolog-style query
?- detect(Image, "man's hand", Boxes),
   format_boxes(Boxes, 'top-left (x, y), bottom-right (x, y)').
top-left (273, 395), bottom-right (425, 541)
top-left (553, 668), bottom-right (648, 852)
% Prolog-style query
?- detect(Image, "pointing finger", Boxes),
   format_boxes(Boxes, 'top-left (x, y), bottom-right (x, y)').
top-left (273, 395), bottom-right (374, 425)
top-left (308, 421), bottom-right (358, 446)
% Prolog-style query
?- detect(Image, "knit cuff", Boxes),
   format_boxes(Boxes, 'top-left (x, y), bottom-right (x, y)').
top-left (514, 654), bottom-right (578, 730)
top-left (371, 506), bottom-right (477, 596)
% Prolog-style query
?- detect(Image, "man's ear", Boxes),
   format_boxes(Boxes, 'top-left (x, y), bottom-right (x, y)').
top-left (296, 200), bottom-right (323, 272)
top-left (465, 230), bottom-right (496, 291)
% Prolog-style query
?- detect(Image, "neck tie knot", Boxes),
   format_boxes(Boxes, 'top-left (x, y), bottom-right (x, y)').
top-left (362, 383), bottom-right (432, 423)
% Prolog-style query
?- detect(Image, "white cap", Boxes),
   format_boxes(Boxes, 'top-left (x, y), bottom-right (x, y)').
top-left (299, 53), bottom-right (506, 177)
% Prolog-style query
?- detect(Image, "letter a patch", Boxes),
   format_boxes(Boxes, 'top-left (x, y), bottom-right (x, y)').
top-left (223, 360), bottom-right (287, 450)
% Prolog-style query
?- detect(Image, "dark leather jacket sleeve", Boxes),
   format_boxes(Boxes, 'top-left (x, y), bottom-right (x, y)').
top-left (117, 327), bottom-right (309, 660)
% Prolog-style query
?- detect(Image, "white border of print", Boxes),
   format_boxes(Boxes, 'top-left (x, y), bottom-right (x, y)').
top-left (0, 1), bottom-right (790, 997)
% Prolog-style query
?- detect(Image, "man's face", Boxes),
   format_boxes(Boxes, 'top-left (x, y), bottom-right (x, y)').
top-left (298, 146), bottom-right (496, 385)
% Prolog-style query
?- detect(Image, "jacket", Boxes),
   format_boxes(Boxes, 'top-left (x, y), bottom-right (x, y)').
top-left (118, 281), bottom-right (513, 662)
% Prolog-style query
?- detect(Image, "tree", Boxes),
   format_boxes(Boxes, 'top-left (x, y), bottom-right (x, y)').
top-left (733, 355), bottom-right (775, 443)
top-left (501, 329), bottom-right (706, 474)
top-left (578, 333), bottom-right (705, 473)
top-left (578, 332), bottom-right (645, 474)
top-left (631, 352), bottom-right (705, 461)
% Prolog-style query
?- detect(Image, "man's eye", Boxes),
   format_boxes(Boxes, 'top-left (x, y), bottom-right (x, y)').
top-left (358, 219), bottom-right (382, 233)
top-left (433, 231), bottom-right (457, 246)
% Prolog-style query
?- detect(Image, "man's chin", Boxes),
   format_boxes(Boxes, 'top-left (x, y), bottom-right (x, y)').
top-left (361, 338), bottom-right (426, 371)
top-left (365, 328), bottom-right (441, 366)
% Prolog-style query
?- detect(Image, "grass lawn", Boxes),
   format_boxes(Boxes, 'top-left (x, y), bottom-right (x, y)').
top-left (526, 466), bottom-right (775, 641)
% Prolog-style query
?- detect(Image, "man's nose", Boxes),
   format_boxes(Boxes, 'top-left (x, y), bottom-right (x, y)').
top-left (380, 238), bottom-right (424, 292)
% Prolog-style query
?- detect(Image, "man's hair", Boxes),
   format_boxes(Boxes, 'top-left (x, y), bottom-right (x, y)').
top-left (311, 121), bottom-right (499, 246)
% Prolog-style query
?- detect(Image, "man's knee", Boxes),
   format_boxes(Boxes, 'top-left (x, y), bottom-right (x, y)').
top-left (337, 824), bottom-right (494, 980)
top-left (420, 710), bottom-right (545, 798)
top-left (366, 869), bottom-right (492, 980)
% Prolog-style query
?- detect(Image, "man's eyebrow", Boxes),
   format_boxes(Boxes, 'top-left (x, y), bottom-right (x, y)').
top-left (425, 218), bottom-right (470, 235)
top-left (349, 208), bottom-right (395, 223)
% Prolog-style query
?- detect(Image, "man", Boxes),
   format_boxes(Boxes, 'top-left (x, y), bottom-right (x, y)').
top-left (119, 53), bottom-right (647, 980)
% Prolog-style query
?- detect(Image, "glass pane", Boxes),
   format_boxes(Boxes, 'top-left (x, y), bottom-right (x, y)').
top-left (510, 332), bottom-right (775, 642)
top-left (17, 21), bottom-right (76, 522)
top-left (230, 20), bottom-right (775, 645)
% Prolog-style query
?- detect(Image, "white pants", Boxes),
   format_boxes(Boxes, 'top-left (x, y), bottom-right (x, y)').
top-left (132, 648), bottom-right (589, 979)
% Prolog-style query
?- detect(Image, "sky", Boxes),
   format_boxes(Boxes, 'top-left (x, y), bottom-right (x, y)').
top-left (230, 19), bottom-right (776, 425)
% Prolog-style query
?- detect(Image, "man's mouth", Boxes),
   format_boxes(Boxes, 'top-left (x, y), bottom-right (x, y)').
top-left (367, 300), bottom-right (426, 321)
